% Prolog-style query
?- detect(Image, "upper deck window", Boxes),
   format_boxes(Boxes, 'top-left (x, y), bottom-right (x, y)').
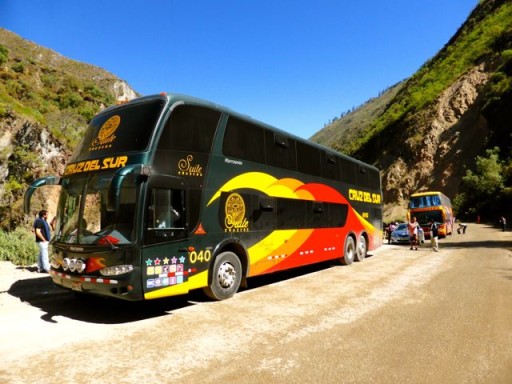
top-left (223, 116), bottom-right (265, 163)
top-left (73, 99), bottom-right (166, 161)
top-left (158, 104), bottom-right (220, 153)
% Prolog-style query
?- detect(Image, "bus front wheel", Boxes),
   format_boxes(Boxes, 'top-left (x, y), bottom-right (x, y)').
top-left (341, 236), bottom-right (355, 265)
top-left (204, 251), bottom-right (242, 301)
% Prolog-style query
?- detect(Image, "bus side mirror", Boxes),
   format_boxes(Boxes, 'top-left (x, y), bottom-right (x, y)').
top-left (107, 164), bottom-right (150, 212)
top-left (24, 176), bottom-right (61, 214)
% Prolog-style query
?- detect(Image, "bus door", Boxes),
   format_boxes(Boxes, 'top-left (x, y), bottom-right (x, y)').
top-left (141, 175), bottom-right (190, 297)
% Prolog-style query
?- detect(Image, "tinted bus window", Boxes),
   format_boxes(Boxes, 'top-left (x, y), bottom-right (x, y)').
top-left (223, 117), bottom-right (265, 163)
top-left (358, 166), bottom-right (370, 188)
top-left (144, 188), bottom-right (186, 245)
top-left (265, 131), bottom-right (297, 171)
top-left (74, 99), bottom-right (166, 161)
top-left (340, 158), bottom-right (358, 185)
top-left (277, 198), bottom-right (306, 229)
top-left (329, 203), bottom-right (349, 227)
top-left (297, 141), bottom-right (321, 176)
top-left (322, 151), bottom-right (341, 181)
top-left (250, 195), bottom-right (276, 230)
top-left (158, 105), bottom-right (220, 153)
top-left (368, 168), bottom-right (381, 190)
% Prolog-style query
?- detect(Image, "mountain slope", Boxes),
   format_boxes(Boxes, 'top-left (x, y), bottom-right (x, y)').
top-left (0, 28), bottom-right (137, 229)
top-left (1, 0), bottom-right (512, 228)
top-left (312, 0), bottom-right (512, 221)
top-left (310, 81), bottom-right (404, 150)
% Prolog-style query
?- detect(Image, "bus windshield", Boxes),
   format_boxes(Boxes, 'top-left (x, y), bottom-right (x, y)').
top-left (412, 210), bottom-right (444, 225)
top-left (409, 194), bottom-right (442, 208)
top-left (54, 173), bottom-right (137, 246)
top-left (72, 98), bottom-right (166, 162)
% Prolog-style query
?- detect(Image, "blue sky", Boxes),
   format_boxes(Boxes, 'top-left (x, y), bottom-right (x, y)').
top-left (2, 0), bottom-right (478, 139)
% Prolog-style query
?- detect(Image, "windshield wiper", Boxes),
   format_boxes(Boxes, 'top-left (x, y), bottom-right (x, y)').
top-left (89, 229), bottom-right (119, 250)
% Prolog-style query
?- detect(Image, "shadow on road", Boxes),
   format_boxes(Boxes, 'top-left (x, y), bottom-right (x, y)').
top-left (7, 256), bottom-right (370, 325)
top-left (440, 239), bottom-right (512, 249)
top-left (7, 274), bottom-right (199, 324)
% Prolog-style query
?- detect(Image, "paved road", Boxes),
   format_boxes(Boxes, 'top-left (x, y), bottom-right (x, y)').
top-left (1, 224), bottom-right (511, 383)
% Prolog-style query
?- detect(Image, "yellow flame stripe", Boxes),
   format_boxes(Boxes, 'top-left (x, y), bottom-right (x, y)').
top-left (207, 172), bottom-right (315, 206)
top-left (352, 207), bottom-right (378, 234)
top-left (247, 228), bottom-right (314, 275)
top-left (144, 271), bottom-right (208, 300)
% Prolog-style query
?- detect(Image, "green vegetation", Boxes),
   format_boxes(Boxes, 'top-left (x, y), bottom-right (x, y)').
top-left (0, 39), bottom-right (116, 148)
top-left (0, 28), bottom-right (132, 234)
top-left (311, 82), bottom-right (403, 149)
top-left (0, 227), bottom-right (39, 266)
top-left (312, 0), bottom-right (512, 221)
top-left (340, 1), bottom-right (512, 155)
top-left (455, 147), bottom-right (512, 219)
top-left (463, 147), bottom-right (504, 195)
top-left (0, 45), bottom-right (7, 65)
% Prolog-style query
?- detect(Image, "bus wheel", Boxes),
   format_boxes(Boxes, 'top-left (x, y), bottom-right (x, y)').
top-left (355, 235), bottom-right (367, 262)
top-left (341, 236), bottom-right (355, 265)
top-left (203, 251), bottom-right (242, 301)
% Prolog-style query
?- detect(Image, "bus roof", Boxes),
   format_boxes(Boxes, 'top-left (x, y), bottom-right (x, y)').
top-left (101, 92), bottom-right (380, 173)
top-left (410, 191), bottom-right (446, 197)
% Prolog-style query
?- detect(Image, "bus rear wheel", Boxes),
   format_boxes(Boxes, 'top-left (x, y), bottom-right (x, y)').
top-left (203, 251), bottom-right (242, 301)
top-left (341, 236), bottom-right (355, 265)
top-left (355, 235), bottom-right (367, 262)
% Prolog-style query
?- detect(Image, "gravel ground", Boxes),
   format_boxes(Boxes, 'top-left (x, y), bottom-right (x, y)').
top-left (1, 223), bottom-right (511, 384)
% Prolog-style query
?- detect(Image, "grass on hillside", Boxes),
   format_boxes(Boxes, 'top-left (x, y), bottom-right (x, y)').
top-left (342, 1), bottom-right (512, 155)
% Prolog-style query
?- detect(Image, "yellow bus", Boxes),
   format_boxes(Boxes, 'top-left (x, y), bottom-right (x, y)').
top-left (408, 191), bottom-right (453, 238)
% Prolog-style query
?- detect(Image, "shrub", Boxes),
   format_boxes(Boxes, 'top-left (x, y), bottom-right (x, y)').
top-left (58, 92), bottom-right (83, 109)
top-left (462, 147), bottom-right (503, 195)
top-left (12, 62), bottom-right (25, 74)
top-left (0, 45), bottom-right (8, 65)
top-left (0, 227), bottom-right (39, 266)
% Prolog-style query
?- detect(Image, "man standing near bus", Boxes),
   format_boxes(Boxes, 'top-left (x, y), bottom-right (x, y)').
top-left (408, 216), bottom-right (420, 250)
top-left (429, 218), bottom-right (439, 252)
top-left (34, 209), bottom-right (52, 273)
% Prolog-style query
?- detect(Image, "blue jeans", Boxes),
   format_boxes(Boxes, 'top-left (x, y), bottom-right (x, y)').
top-left (37, 241), bottom-right (50, 272)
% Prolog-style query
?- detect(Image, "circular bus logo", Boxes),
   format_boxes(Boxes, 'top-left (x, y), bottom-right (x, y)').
top-left (225, 193), bottom-right (248, 231)
top-left (98, 115), bottom-right (120, 141)
top-left (225, 193), bottom-right (245, 223)
top-left (90, 115), bottom-right (121, 150)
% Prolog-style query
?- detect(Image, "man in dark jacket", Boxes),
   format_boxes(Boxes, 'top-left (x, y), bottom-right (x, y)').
top-left (34, 210), bottom-right (52, 273)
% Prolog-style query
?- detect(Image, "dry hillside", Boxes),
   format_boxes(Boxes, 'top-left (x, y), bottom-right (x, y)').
top-left (0, 29), bottom-right (137, 228)
top-left (313, 0), bottom-right (512, 222)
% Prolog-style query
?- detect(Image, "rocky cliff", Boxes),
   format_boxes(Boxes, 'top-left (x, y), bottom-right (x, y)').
top-left (0, 29), bottom-right (137, 228)
top-left (380, 64), bottom-right (491, 219)
top-left (313, 0), bottom-right (512, 222)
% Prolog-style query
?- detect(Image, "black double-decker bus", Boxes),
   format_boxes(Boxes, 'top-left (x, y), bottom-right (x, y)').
top-left (25, 93), bottom-right (382, 301)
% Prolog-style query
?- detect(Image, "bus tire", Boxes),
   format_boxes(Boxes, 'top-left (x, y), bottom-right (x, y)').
top-left (341, 236), bottom-right (355, 265)
top-left (203, 251), bottom-right (242, 301)
top-left (355, 234), bottom-right (367, 262)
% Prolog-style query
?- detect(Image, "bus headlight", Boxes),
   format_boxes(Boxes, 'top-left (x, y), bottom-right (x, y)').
top-left (100, 265), bottom-right (134, 276)
top-left (61, 258), bottom-right (86, 273)
top-left (75, 259), bottom-right (86, 273)
top-left (68, 258), bottom-right (76, 272)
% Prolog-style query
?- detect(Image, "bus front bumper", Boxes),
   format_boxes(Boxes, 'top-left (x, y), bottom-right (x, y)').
top-left (50, 269), bottom-right (142, 300)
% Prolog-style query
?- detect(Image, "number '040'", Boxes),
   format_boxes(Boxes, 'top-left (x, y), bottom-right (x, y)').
top-left (189, 250), bottom-right (212, 263)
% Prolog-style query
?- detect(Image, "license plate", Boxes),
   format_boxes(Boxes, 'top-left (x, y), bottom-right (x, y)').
top-left (71, 281), bottom-right (82, 292)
